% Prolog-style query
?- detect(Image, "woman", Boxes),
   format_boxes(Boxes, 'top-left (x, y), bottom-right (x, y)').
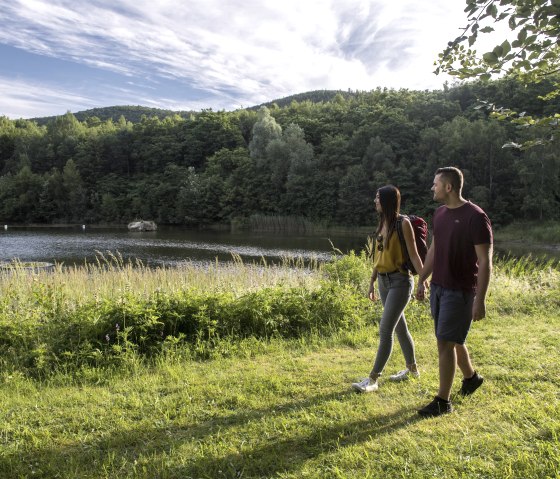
top-left (352, 185), bottom-right (426, 393)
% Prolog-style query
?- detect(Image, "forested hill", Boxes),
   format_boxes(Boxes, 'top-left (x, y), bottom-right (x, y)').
top-left (31, 106), bottom-right (193, 126)
top-left (1, 77), bottom-right (559, 228)
top-left (252, 90), bottom-right (357, 110)
top-left (31, 90), bottom-right (355, 125)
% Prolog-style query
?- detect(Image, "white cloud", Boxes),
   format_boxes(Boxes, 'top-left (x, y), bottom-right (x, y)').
top-left (0, 0), bottom-right (507, 118)
top-left (0, 77), bottom-right (98, 118)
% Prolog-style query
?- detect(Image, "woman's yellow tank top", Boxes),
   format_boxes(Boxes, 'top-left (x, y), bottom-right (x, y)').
top-left (373, 231), bottom-right (407, 274)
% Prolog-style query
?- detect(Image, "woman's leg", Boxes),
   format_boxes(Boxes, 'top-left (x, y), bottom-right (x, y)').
top-left (394, 312), bottom-right (417, 368)
top-left (370, 276), bottom-right (412, 377)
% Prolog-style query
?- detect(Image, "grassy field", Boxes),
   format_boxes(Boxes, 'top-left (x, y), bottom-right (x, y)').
top-left (494, 220), bottom-right (560, 245)
top-left (0, 254), bottom-right (558, 478)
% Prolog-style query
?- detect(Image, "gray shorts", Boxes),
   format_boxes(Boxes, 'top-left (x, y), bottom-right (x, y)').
top-left (430, 283), bottom-right (475, 344)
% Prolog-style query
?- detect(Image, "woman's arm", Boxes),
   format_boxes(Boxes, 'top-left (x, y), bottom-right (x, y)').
top-left (368, 267), bottom-right (378, 302)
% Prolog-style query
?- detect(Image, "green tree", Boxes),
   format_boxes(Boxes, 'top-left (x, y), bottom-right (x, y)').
top-left (176, 167), bottom-right (203, 225)
top-left (182, 111), bottom-right (245, 168)
top-left (515, 144), bottom-right (560, 219)
top-left (0, 166), bottom-right (43, 222)
top-left (336, 165), bottom-right (375, 225)
top-left (100, 193), bottom-right (119, 223)
top-left (43, 112), bottom-right (85, 171)
top-left (249, 107), bottom-right (282, 159)
top-left (39, 168), bottom-right (65, 222)
top-left (63, 159), bottom-right (88, 222)
top-left (436, 0), bottom-right (560, 147)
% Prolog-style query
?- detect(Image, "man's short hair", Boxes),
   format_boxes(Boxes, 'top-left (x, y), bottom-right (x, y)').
top-left (436, 166), bottom-right (463, 193)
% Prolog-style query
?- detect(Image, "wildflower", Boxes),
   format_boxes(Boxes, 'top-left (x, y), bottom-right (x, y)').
top-left (115, 323), bottom-right (120, 331)
top-left (105, 334), bottom-right (110, 343)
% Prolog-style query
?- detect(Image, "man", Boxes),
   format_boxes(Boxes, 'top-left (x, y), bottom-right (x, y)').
top-left (416, 167), bottom-right (493, 417)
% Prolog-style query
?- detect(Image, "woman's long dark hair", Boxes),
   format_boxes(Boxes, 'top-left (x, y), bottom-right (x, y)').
top-left (375, 185), bottom-right (401, 248)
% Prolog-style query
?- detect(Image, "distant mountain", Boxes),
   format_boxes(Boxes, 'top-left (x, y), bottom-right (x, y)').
top-left (29, 91), bottom-right (360, 125)
top-left (31, 105), bottom-right (193, 125)
top-left (252, 90), bottom-right (357, 109)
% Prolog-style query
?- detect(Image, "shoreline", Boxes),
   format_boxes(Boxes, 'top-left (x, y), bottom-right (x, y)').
top-left (3, 223), bottom-right (559, 250)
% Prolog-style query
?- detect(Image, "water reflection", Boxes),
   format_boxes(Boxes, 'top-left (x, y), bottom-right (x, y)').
top-left (2, 226), bottom-right (557, 268)
top-left (0, 227), bottom-right (368, 267)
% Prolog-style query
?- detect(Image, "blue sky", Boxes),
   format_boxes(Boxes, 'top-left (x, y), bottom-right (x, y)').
top-left (0, 0), bottom-right (480, 119)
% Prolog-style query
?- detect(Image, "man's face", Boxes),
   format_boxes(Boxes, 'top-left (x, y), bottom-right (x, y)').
top-left (431, 174), bottom-right (447, 203)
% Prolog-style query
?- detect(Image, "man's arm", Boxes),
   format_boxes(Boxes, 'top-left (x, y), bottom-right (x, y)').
top-left (416, 238), bottom-right (435, 300)
top-left (473, 243), bottom-right (493, 321)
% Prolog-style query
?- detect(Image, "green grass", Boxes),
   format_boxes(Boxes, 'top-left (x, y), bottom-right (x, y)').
top-left (495, 221), bottom-right (560, 244)
top-left (0, 254), bottom-right (558, 478)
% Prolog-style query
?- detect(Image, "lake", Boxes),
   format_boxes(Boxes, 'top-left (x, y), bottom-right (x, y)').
top-left (0, 226), bottom-right (368, 267)
top-left (1, 226), bottom-right (557, 268)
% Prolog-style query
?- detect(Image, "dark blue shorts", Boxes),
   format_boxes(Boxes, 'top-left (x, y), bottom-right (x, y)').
top-left (430, 283), bottom-right (475, 344)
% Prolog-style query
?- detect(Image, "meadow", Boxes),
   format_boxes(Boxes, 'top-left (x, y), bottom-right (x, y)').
top-left (0, 251), bottom-right (558, 478)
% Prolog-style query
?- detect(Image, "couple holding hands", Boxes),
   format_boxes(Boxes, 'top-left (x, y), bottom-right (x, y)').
top-left (352, 166), bottom-right (493, 417)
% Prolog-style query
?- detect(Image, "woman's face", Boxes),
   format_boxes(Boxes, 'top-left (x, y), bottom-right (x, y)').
top-left (375, 191), bottom-right (382, 213)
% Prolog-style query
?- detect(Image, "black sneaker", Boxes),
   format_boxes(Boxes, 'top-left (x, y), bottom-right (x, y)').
top-left (460, 372), bottom-right (484, 396)
top-left (418, 396), bottom-right (453, 417)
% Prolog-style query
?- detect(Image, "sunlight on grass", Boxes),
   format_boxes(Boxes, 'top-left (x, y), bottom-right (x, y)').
top-left (0, 253), bottom-right (558, 478)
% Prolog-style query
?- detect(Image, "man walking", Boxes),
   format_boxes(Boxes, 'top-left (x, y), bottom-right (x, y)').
top-left (416, 167), bottom-right (493, 417)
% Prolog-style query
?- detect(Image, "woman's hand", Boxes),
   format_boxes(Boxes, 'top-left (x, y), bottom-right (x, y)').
top-left (416, 281), bottom-right (427, 301)
top-left (368, 285), bottom-right (377, 302)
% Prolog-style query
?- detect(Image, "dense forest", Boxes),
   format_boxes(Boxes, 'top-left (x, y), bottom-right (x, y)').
top-left (1, 78), bottom-right (559, 229)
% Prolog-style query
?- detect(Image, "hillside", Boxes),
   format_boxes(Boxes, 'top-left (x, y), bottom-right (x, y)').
top-left (29, 91), bottom-right (357, 125)
top-left (31, 105), bottom-right (193, 125)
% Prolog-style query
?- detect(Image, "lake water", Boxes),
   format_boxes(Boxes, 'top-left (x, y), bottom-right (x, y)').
top-left (0, 226), bottom-right (368, 267)
top-left (1, 226), bottom-right (557, 268)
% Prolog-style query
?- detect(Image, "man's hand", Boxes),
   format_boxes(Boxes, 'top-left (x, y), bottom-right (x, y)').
top-left (472, 297), bottom-right (486, 321)
top-left (368, 286), bottom-right (377, 302)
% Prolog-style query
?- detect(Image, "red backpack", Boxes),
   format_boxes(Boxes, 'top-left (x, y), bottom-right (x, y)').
top-left (396, 214), bottom-right (428, 275)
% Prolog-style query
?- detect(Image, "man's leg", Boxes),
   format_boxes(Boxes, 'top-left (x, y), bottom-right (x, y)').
top-left (456, 343), bottom-right (484, 395)
top-left (456, 343), bottom-right (475, 379)
top-left (437, 339), bottom-right (457, 401)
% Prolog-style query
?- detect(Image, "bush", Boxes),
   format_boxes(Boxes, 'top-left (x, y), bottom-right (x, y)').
top-left (0, 278), bottom-right (372, 375)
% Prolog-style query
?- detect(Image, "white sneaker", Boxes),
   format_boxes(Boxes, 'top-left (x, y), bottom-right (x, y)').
top-left (352, 377), bottom-right (379, 393)
top-left (389, 369), bottom-right (420, 382)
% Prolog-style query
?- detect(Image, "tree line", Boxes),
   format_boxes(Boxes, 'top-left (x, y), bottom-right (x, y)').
top-left (0, 78), bottom-right (559, 229)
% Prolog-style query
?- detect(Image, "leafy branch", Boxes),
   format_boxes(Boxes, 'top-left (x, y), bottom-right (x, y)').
top-left (436, 0), bottom-right (560, 147)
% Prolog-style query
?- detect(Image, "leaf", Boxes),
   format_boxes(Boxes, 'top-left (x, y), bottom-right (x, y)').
top-left (486, 3), bottom-right (498, 18)
top-left (480, 73), bottom-right (492, 81)
top-left (483, 52), bottom-right (499, 64)
top-left (480, 26), bottom-right (495, 33)
top-left (525, 35), bottom-right (538, 44)
top-left (500, 40), bottom-right (511, 56)
top-left (493, 45), bottom-right (504, 57)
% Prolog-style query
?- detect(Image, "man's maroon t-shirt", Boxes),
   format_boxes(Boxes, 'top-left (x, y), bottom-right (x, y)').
top-left (432, 202), bottom-right (493, 292)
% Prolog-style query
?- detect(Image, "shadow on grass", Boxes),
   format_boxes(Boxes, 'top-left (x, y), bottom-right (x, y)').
top-left (0, 389), bottom-right (422, 478)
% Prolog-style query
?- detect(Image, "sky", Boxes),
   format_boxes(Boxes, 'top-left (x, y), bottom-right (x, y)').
top-left (0, 0), bottom-right (489, 119)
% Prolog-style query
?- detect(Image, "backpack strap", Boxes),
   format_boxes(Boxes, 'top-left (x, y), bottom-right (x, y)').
top-left (396, 214), bottom-right (409, 260)
top-left (396, 214), bottom-right (413, 274)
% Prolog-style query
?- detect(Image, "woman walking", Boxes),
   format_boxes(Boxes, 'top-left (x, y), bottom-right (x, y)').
top-left (352, 185), bottom-right (426, 393)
